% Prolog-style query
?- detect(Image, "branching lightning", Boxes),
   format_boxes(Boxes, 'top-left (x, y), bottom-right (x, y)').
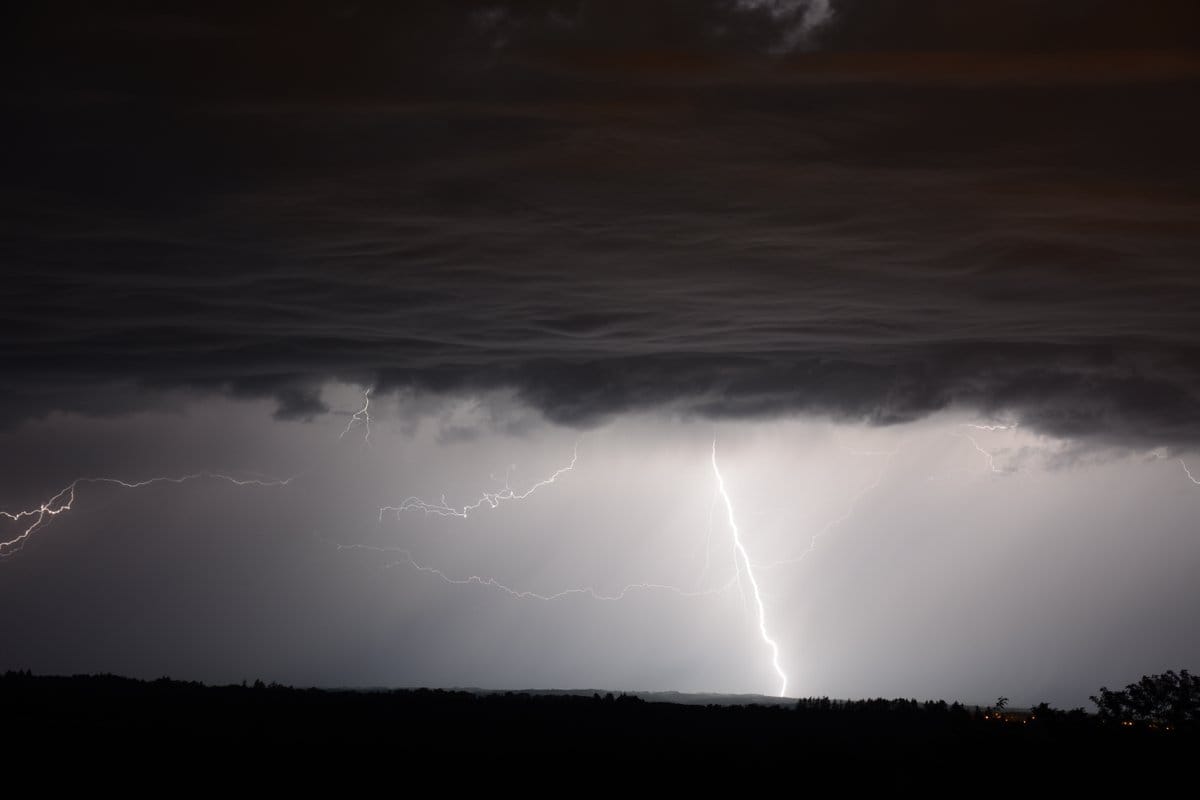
top-left (369, 440), bottom-right (725, 598)
top-left (334, 542), bottom-right (738, 602)
top-left (964, 422), bottom-right (1018, 432)
top-left (2, 384), bottom-right (378, 558)
top-left (7, 388), bottom-right (1198, 697)
top-left (711, 439), bottom-right (788, 698)
top-left (753, 448), bottom-right (897, 570)
top-left (340, 386), bottom-right (373, 445)
top-left (1, 472), bottom-right (293, 557)
top-left (958, 432), bottom-right (1007, 474)
top-left (954, 421), bottom-right (1020, 475)
top-left (368, 437), bottom-right (787, 694)
top-left (379, 443), bottom-right (578, 521)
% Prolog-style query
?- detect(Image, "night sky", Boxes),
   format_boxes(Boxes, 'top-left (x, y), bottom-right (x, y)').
top-left (3, 2), bottom-right (1199, 706)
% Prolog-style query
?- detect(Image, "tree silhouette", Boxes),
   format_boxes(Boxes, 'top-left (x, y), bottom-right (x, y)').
top-left (1091, 669), bottom-right (1200, 730)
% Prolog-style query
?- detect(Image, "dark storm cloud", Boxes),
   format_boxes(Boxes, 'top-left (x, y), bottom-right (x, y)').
top-left (3, 2), bottom-right (1200, 443)
top-left (819, 0), bottom-right (1200, 51)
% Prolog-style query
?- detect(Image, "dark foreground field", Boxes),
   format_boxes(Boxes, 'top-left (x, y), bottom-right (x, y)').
top-left (2, 672), bottom-right (1192, 783)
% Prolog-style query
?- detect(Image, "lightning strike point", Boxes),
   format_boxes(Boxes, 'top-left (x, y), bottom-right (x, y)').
top-left (711, 439), bottom-right (789, 698)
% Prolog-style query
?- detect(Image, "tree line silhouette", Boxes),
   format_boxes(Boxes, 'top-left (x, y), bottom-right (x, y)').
top-left (1, 669), bottom-right (1193, 776)
top-left (1091, 669), bottom-right (1199, 732)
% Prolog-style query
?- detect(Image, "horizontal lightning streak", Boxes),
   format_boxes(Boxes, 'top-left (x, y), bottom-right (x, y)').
top-left (336, 542), bottom-right (738, 602)
top-left (3, 386), bottom-right (371, 559)
top-left (964, 422), bottom-right (1018, 432)
top-left (1, 472), bottom-right (293, 557)
top-left (380, 443), bottom-right (578, 521)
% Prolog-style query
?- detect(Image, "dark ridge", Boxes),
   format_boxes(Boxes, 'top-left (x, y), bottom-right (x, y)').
top-left (1, 670), bottom-right (1193, 779)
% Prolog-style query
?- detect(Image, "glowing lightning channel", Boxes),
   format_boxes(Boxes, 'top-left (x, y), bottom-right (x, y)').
top-left (1181, 459), bottom-right (1200, 485)
top-left (3, 387), bottom-right (377, 558)
top-left (956, 432), bottom-right (1007, 474)
top-left (339, 386), bottom-right (373, 445)
top-left (1, 472), bottom-right (293, 557)
top-left (753, 447), bottom-right (897, 570)
top-left (379, 443), bottom-right (578, 521)
top-left (711, 439), bottom-right (788, 698)
top-left (333, 542), bottom-right (739, 602)
top-left (698, 486), bottom-right (721, 586)
top-left (954, 421), bottom-right (1020, 475)
top-left (964, 422), bottom-right (1018, 432)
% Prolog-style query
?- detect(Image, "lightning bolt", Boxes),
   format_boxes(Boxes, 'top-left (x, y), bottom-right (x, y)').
top-left (959, 432), bottom-right (1006, 474)
top-left (953, 420), bottom-right (1021, 475)
top-left (1, 472), bottom-right (293, 557)
top-left (711, 439), bottom-right (788, 698)
top-left (949, 420), bottom-right (1023, 475)
top-left (339, 386), bottom-right (373, 445)
top-left (368, 437), bottom-right (788, 694)
top-left (1181, 459), bottom-right (1200, 485)
top-left (753, 447), bottom-right (897, 570)
top-left (334, 542), bottom-right (738, 602)
top-left (964, 422), bottom-right (1018, 432)
top-left (2, 387), bottom-right (375, 557)
top-left (698, 485), bottom-right (721, 586)
top-left (379, 443), bottom-right (578, 521)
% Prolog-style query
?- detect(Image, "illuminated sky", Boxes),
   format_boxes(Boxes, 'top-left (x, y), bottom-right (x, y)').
top-left (3, 2), bottom-right (1199, 706)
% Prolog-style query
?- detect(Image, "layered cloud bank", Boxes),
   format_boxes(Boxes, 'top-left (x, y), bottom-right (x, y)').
top-left (4, 2), bottom-right (1199, 444)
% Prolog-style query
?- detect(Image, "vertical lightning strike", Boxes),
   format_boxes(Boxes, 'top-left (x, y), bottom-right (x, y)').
top-left (1181, 459), bottom-right (1200, 485)
top-left (711, 439), bottom-right (789, 698)
top-left (339, 386), bottom-right (373, 444)
top-left (380, 443), bottom-right (578, 520)
top-left (697, 486), bottom-right (721, 587)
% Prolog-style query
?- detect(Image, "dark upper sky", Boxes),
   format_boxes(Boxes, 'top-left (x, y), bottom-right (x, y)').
top-left (4, 1), bottom-right (1200, 444)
